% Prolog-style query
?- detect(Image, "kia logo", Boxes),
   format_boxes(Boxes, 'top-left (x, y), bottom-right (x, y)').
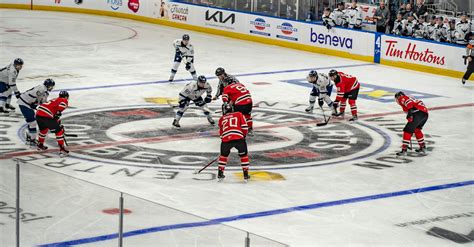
top-left (205, 10), bottom-right (235, 24)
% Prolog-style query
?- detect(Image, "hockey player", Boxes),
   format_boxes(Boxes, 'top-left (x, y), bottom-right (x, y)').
top-left (433, 16), bottom-right (447, 42)
top-left (425, 16), bottom-right (437, 40)
top-left (394, 91), bottom-right (428, 158)
top-left (392, 13), bottom-right (404, 36)
top-left (345, 1), bottom-right (363, 29)
top-left (330, 2), bottom-right (347, 27)
top-left (172, 75), bottom-right (214, 128)
top-left (462, 33), bottom-right (474, 84)
top-left (18, 78), bottom-right (55, 146)
top-left (217, 103), bottom-right (250, 182)
top-left (413, 16), bottom-right (427, 39)
top-left (455, 14), bottom-right (471, 45)
top-left (305, 70), bottom-right (336, 115)
top-left (0, 58), bottom-right (23, 113)
top-left (222, 76), bottom-right (253, 135)
top-left (36, 90), bottom-right (70, 156)
top-left (322, 7), bottom-right (336, 30)
top-left (329, 69), bottom-right (360, 121)
top-left (169, 34), bottom-right (197, 82)
top-left (212, 67), bottom-right (239, 101)
top-left (402, 14), bottom-right (417, 37)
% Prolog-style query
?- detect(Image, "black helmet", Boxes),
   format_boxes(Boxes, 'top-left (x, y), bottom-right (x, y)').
top-left (14, 58), bottom-right (24, 66)
top-left (215, 67), bottom-right (225, 76)
top-left (182, 34), bottom-right (190, 41)
top-left (223, 76), bottom-right (236, 85)
top-left (197, 75), bottom-right (207, 83)
top-left (222, 103), bottom-right (233, 115)
top-left (59, 90), bottom-right (69, 98)
top-left (328, 69), bottom-right (338, 77)
top-left (44, 78), bottom-right (55, 91)
top-left (308, 70), bottom-right (318, 77)
top-left (394, 91), bottom-right (405, 99)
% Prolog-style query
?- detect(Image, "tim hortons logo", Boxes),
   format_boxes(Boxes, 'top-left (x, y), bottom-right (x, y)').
top-left (385, 40), bottom-right (445, 65)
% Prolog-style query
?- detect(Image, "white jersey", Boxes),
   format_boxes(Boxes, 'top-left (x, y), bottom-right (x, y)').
top-left (345, 7), bottom-right (362, 28)
top-left (17, 84), bottom-right (49, 109)
top-left (392, 19), bottom-right (404, 35)
top-left (0, 63), bottom-right (20, 94)
top-left (310, 73), bottom-right (332, 94)
top-left (455, 21), bottom-right (471, 45)
top-left (173, 39), bottom-right (194, 58)
top-left (425, 23), bottom-right (436, 40)
top-left (413, 22), bottom-right (427, 39)
top-left (330, 9), bottom-right (346, 26)
top-left (433, 24), bottom-right (447, 42)
top-left (179, 81), bottom-right (212, 101)
top-left (403, 19), bottom-right (417, 36)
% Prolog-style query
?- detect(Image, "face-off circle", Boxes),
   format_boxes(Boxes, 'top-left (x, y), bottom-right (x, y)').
top-left (50, 105), bottom-right (389, 170)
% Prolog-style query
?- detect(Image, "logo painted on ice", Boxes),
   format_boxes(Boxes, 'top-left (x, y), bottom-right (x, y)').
top-left (107, 0), bottom-right (122, 10)
top-left (128, 0), bottom-right (139, 13)
top-left (310, 27), bottom-right (353, 49)
top-left (276, 22), bottom-right (298, 41)
top-left (250, 18), bottom-right (271, 37)
top-left (54, 106), bottom-right (389, 170)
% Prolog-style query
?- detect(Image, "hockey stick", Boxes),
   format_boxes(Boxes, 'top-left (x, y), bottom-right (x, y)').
top-left (194, 157), bottom-right (218, 174)
top-left (316, 107), bottom-right (331, 126)
top-left (65, 133), bottom-right (78, 137)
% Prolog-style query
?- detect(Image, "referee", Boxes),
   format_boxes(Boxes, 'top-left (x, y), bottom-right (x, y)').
top-left (462, 32), bottom-right (474, 85)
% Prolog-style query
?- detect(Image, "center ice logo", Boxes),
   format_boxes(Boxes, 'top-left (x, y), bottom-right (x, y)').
top-left (53, 105), bottom-right (388, 170)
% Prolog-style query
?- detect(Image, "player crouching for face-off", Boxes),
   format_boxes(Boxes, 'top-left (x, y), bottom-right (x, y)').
top-left (305, 70), bottom-right (336, 115)
top-left (394, 91), bottom-right (429, 158)
top-left (36, 90), bottom-right (70, 157)
top-left (221, 76), bottom-right (254, 135)
top-left (217, 104), bottom-right (250, 182)
top-left (328, 69), bottom-right (360, 121)
top-left (18, 78), bottom-right (55, 146)
top-left (172, 75), bottom-right (214, 128)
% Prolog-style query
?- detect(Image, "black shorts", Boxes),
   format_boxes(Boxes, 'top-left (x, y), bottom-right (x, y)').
top-left (403, 111), bottom-right (428, 133)
top-left (343, 88), bottom-right (359, 100)
top-left (36, 116), bottom-right (62, 133)
top-left (234, 103), bottom-right (252, 115)
top-left (220, 139), bottom-right (248, 157)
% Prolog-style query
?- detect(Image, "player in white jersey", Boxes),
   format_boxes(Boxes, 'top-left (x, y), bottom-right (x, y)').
top-left (169, 34), bottom-right (197, 82)
top-left (305, 70), bottom-right (337, 115)
top-left (172, 75), bottom-right (214, 128)
top-left (0, 58), bottom-right (23, 113)
top-left (330, 2), bottom-right (347, 27)
top-left (17, 78), bottom-right (55, 145)
top-left (455, 14), bottom-right (471, 45)
top-left (345, 1), bottom-right (363, 29)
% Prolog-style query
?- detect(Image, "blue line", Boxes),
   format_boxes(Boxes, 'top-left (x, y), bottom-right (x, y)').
top-left (39, 180), bottom-right (474, 246)
top-left (51, 63), bottom-right (375, 92)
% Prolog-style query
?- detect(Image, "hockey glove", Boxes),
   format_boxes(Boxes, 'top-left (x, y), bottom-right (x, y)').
top-left (15, 91), bottom-right (21, 99)
top-left (318, 98), bottom-right (324, 107)
top-left (185, 63), bottom-right (191, 70)
top-left (205, 95), bottom-right (212, 103)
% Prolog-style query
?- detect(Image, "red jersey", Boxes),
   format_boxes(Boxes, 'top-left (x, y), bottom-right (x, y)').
top-left (218, 112), bottom-right (248, 142)
top-left (222, 83), bottom-right (252, 106)
top-left (396, 95), bottom-right (428, 113)
top-left (335, 72), bottom-right (360, 101)
top-left (36, 97), bottom-right (68, 119)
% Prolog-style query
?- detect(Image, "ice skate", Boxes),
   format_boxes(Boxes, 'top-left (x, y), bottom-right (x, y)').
top-left (37, 142), bottom-right (48, 151)
top-left (217, 170), bottom-right (225, 182)
top-left (305, 105), bottom-right (314, 113)
top-left (243, 170), bottom-right (250, 183)
top-left (25, 135), bottom-right (38, 146)
top-left (5, 104), bottom-right (15, 110)
top-left (415, 145), bottom-right (426, 154)
top-left (59, 145), bottom-right (69, 157)
top-left (172, 119), bottom-right (181, 129)
top-left (348, 115), bottom-right (358, 122)
top-left (396, 148), bottom-right (407, 159)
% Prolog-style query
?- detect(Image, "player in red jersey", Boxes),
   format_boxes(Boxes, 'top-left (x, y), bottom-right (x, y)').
top-left (329, 69), bottom-right (360, 121)
top-left (222, 76), bottom-right (254, 135)
top-left (394, 91), bottom-right (429, 158)
top-left (35, 90), bottom-right (69, 156)
top-left (217, 104), bottom-right (250, 182)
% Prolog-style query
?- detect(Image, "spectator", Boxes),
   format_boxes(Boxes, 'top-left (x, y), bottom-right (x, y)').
top-left (331, 2), bottom-right (347, 27)
top-left (346, 0), bottom-right (363, 29)
top-left (413, 0), bottom-right (428, 20)
top-left (305, 6), bottom-right (316, 22)
top-left (374, 1), bottom-right (390, 33)
top-left (433, 16), bottom-right (447, 42)
top-left (392, 13), bottom-right (404, 35)
top-left (279, 0), bottom-right (296, 19)
top-left (398, 3), bottom-right (407, 18)
top-left (404, 3), bottom-right (413, 19)
top-left (389, 0), bottom-right (402, 31)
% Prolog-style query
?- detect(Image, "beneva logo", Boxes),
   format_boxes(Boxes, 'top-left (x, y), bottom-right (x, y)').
top-left (310, 28), bottom-right (353, 49)
top-left (107, 0), bottom-right (122, 10)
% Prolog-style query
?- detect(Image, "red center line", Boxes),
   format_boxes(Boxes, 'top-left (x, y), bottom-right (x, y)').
top-left (2, 103), bottom-right (473, 159)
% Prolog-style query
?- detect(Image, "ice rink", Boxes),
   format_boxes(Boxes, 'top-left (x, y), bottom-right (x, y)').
top-left (1, 8), bottom-right (473, 246)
